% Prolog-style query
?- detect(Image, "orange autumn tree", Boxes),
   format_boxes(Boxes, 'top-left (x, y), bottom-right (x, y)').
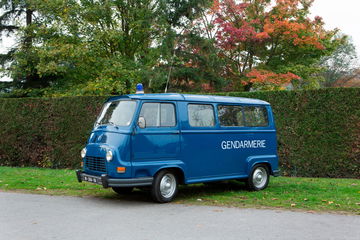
top-left (210, 0), bottom-right (340, 90)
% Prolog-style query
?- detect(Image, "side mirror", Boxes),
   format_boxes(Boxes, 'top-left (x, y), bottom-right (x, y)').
top-left (138, 116), bottom-right (146, 129)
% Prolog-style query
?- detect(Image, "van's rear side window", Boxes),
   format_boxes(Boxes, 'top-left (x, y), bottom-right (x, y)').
top-left (188, 104), bottom-right (215, 127)
top-left (243, 106), bottom-right (268, 127)
top-left (218, 105), bottom-right (244, 127)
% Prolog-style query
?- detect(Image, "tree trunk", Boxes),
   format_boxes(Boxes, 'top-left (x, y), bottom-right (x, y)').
top-left (24, 9), bottom-right (33, 48)
top-left (23, 8), bottom-right (37, 88)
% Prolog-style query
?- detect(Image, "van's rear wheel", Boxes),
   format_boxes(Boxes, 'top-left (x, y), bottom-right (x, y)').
top-left (112, 187), bottom-right (134, 194)
top-left (151, 170), bottom-right (178, 203)
top-left (246, 164), bottom-right (269, 191)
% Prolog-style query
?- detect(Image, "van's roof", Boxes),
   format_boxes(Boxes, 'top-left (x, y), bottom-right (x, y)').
top-left (108, 93), bottom-right (270, 105)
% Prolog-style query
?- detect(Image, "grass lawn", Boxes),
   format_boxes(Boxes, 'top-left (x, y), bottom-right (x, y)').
top-left (0, 167), bottom-right (359, 214)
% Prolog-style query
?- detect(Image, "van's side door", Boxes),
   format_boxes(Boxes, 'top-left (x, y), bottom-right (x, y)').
top-left (180, 102), bottom-right (225, 180)
top-left (131, 101), bottom-right (180, 175)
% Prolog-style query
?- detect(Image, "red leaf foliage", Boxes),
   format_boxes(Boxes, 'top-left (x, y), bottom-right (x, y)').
top-left (245, 69), bottom-right (301, 85)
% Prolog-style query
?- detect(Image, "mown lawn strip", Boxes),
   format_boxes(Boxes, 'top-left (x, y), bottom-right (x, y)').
top-left (0, 167), bottom-right (359, 214)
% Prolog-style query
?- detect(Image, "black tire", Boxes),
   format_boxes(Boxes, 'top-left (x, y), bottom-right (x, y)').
top-left (246, 164), bottom-right (270, 191)
top-left (151, 170), bottom-right (178, 203)
top-left (112, 187), bottom-right (134, 195)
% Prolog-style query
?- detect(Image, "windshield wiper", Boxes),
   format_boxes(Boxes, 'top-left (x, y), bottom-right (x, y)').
top-left (95, 121), bottom-right (118, 127)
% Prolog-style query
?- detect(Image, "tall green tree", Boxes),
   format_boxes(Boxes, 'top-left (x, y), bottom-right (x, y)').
top-left (151, 0), bottom-right (227, 93)
top-left (0, 0), bottom-right (50, 88)
top-left (26, 0), bottom-right (211, 95)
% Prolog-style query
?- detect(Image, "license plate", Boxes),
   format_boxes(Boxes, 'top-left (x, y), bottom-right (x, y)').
top-left (83, 176), bottom-right (101, 184)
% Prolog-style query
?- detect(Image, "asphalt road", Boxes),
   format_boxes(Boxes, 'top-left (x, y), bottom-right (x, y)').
top-left (0, 192), bottom-right (359, 240)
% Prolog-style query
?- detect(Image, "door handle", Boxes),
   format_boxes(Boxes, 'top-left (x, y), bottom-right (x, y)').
top-left (171, 131), bottom-right (180, 135)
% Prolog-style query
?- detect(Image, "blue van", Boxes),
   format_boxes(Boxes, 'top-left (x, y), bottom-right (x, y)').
top-left (76, 91), bottom-right (279, 202)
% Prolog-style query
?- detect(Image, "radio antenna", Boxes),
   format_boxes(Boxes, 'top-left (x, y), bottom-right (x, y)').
top-left (165, 50), bottom-right (175, 93)
top-left (165, 30), bottom-right (184, 93)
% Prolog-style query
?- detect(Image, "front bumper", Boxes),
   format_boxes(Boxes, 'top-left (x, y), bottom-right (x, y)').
top-left (76, 170), bottom-right (153, 188)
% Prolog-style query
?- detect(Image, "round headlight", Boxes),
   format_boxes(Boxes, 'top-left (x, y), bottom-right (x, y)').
top-left (106, 150), bottom-right (113, 162)
top-left (81, 148), bottom-right (87, 158)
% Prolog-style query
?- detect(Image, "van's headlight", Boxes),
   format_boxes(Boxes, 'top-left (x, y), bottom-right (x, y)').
top-left (106, 150), bottom-right (113, 162)
top-left (81, 148), bottom-right (87, 158)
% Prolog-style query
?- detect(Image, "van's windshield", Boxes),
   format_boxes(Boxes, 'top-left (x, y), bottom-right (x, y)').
top-left (95, 100), bottom-right (137, 127)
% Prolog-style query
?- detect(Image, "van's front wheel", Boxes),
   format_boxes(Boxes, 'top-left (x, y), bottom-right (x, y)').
top-left (246, 164), bottom-right (269, 191)
top-left (151, 170), bottom-right (178, 203)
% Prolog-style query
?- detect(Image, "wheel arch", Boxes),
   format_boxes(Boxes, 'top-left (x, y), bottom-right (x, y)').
top-left (246, 155), bottom-right (277, 176)
top-left (155, 166), bottom-right (185, 185)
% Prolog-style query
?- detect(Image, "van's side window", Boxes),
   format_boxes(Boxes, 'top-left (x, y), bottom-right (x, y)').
top-left (218, 105), bottom-right (244, 127)
top-left (140, 103), bottom-right (176, 127)
top-left (243, 106), bottom-right (268, 127)
top-left (188, 104), bottom-right (215, 127)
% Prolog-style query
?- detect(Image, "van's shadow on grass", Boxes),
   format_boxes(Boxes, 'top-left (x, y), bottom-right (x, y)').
top-left (97, 180), bottom-right (247, 204)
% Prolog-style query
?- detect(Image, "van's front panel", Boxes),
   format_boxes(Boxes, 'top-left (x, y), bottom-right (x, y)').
top-left (84, 129), bottom-right (132, 178)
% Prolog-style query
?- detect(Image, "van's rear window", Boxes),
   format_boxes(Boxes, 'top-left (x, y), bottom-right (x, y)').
top-left (218, 105), bottom-right (268, 127)
top-left (243, 106), bottom-right (269, 127)
top-left (218, 105), bottom-right (244, 127)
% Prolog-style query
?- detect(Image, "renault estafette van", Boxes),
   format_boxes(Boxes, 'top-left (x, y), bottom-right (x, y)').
top-left (76, 90), bottom-right (279, 203)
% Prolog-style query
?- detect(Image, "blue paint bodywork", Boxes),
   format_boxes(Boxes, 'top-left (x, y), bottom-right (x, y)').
top-left (81, 93), bottom-right (279, 185)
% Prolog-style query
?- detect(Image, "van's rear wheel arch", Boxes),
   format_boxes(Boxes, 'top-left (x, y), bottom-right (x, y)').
top-left (249, 162), bottom-right (272, 176)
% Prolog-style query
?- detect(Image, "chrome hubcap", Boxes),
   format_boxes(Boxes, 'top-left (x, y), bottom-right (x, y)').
top-left (252, 167), bottom-right (267, 189)
top-left (160, 174), bottom-right (176, 198)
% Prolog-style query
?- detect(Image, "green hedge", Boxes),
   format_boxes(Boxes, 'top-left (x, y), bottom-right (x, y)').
top-left (0, 88), bottom-right (359, 178)
top-left (0, 97), bottom-right (107, 169)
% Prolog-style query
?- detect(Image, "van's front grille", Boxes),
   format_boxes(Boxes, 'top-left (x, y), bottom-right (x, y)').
top-left (84, 156), bottom-right (106, 173)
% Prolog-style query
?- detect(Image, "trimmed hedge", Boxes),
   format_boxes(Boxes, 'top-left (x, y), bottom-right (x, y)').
top-left (0, 97), bottom-right (107, 169)
top-left (0, 88), bottom-right (359, 178)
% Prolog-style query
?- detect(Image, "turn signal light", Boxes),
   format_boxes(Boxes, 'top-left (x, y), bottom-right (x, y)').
top-left (117, 167), bottom-right (126, 173)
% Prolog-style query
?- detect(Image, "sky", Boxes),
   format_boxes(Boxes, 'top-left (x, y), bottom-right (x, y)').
top-left (311, 0), bottom-right (360, 57)
top-left (1, 0), bottom-right (360, 82)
